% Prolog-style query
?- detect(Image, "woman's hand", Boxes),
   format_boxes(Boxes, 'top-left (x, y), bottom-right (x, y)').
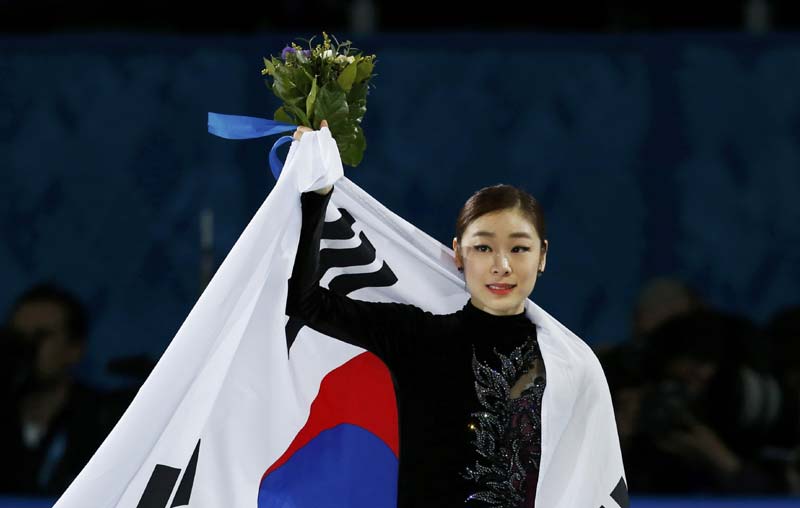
top-left (293, 120), bottom-right (333, 196)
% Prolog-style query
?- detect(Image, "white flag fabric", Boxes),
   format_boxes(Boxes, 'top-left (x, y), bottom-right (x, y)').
top-left (53, 128), bottom-right (627, 508)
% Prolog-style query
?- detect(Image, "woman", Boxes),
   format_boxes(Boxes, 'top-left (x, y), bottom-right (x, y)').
top-left (287, 122), bottom-right (594, 507)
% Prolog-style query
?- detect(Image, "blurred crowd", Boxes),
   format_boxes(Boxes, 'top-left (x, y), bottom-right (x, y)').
top-left (1, 279), bottom-right (798, 498)
top-left (0, 284), bottom-right (147, 497)
top-left (599, 277), bottom-right (800, 495)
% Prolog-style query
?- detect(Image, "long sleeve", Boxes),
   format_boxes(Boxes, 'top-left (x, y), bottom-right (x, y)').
top-left (286, 187), bottom-right (430, 367)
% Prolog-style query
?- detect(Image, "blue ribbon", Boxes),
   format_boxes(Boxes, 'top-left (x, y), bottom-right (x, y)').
top-left (208, 112), bottom-right (297, 180)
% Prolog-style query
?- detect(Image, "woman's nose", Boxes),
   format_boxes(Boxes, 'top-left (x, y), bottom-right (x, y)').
top-left (491, 254), bottom-right (511, 274)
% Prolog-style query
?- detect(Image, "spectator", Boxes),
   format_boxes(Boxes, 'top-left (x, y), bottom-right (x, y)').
top-left (0, 283), bottom-right (116, 496)
top-left (765, 305), bottom-right (800, 493)
top-left (632, 276), bottom-right (704, 341)
top-left (598, 275), bottom-right (705, 464)
top-left (627, 309), bottom-right (790, 494)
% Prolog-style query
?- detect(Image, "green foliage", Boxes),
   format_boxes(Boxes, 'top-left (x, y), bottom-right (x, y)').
top-left (261, 33), bottom-right (377, 167)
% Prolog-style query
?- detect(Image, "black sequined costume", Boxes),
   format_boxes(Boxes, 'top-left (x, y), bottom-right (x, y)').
top-left (465, 340), bottom-right (546, 508)
top-left (286, 189), bottom-right (547, 507)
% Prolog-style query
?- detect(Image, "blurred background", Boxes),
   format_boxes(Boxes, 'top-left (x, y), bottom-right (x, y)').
top-left (2, 0), bottom-right (800, 506)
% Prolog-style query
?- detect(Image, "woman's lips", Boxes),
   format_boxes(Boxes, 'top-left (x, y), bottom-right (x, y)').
top-left (486, 284), bottom-right (516, 295)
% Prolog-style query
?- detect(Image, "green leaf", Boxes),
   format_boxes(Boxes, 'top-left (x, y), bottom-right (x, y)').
top-left (271, 70), bottom-right (302, 104)
top-left (262, 57), bottom-right (276, 76)
top-left (270, 64), bottom-right (312, 106)
top-left (301, 67), bottom-right (315, 85)
top-left (274, 106), bottom-right (294, 124)
top-left (306, 76), bottom-right (318, 125)
top-left (346, 81), bottom-right (369, 124)
top-left (314, 82), bottom-right (349, 132)
top-left (288, 66), bottom-right (312, 95)
top-left (284, 103), bottom-right (309, 127)
top-left (355, 59), bottom-right (374, 83)
top-left (340, 126), bottom-right (366, 167)
top-left (314, 82), bottom-right (368, 165)
top-left (337, 61), bottom-right (358, 92)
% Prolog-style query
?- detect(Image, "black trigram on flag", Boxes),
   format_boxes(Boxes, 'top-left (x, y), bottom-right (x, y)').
top-left (136, 440), bottom-right (200, 508)
top-left (285, 207), bottom-right (397, 351)
top-left (599, 476), bottom-right (629, 508)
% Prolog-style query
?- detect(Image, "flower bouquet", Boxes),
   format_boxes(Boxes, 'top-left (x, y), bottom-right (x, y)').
top-left (261, 33), bottom-right (377, 167)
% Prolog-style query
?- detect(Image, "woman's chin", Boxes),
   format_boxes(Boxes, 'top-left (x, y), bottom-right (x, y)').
top-left (473, 297), bottom-right (525, 316)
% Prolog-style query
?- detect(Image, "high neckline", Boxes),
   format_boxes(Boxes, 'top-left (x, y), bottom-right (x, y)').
top-left (461, 299), bottom-right (533, 328)
top-left (459, 298), bottom-right (537, 352)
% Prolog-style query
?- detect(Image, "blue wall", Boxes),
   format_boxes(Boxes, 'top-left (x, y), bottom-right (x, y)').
top-left (2, 33), bottom-right (799, 388)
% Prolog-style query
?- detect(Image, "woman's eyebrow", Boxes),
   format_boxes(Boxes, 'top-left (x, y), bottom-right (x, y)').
top-left (471, 231), bottom-right (533, 239)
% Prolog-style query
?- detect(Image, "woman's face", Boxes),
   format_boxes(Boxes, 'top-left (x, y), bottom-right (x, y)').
top-left (453, 208), bottom-right (547, 316)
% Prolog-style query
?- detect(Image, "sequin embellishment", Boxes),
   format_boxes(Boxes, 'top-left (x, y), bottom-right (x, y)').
top-left (464, 337), bottom-right (546, 507)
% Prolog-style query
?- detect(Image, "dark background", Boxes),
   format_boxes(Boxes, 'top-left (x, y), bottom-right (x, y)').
top-left (3, 0), bottom-right (800, 34)
top-left (3, 0), bottom-right (799, 384)
top-left (3, 0), bottom-right (800, 502)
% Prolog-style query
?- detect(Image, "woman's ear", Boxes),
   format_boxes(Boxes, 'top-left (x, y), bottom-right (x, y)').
top-left (452, 237), bottom-right (463, 271)
top-left (539, 239), bottom-right (548, 273)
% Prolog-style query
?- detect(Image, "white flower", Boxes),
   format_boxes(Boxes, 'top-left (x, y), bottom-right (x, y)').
top-left (335, 55), bottom-right (356, 65)
top-left (322, 49), bottom-right (334, 59)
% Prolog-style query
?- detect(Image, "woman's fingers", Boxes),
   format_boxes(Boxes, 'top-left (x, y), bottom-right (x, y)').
top-left (292, 126), bottom-right (313, 140)
top-left (293, 121), bottom-right (328, 141)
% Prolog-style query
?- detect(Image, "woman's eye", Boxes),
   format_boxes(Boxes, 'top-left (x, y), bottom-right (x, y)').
top-left (512, 246), bottom-right (531, 253)
top-left (475, 245), bottom-right (491, 252)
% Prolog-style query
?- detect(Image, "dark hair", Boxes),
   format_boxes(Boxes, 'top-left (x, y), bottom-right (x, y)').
top-left (455, 184), bottom-right (547, 247)
top-left (7, 283), bottom-right (89, 344)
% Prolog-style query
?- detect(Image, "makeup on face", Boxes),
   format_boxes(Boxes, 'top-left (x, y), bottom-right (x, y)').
top-left (456, 209), bottom-right (544, 316)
